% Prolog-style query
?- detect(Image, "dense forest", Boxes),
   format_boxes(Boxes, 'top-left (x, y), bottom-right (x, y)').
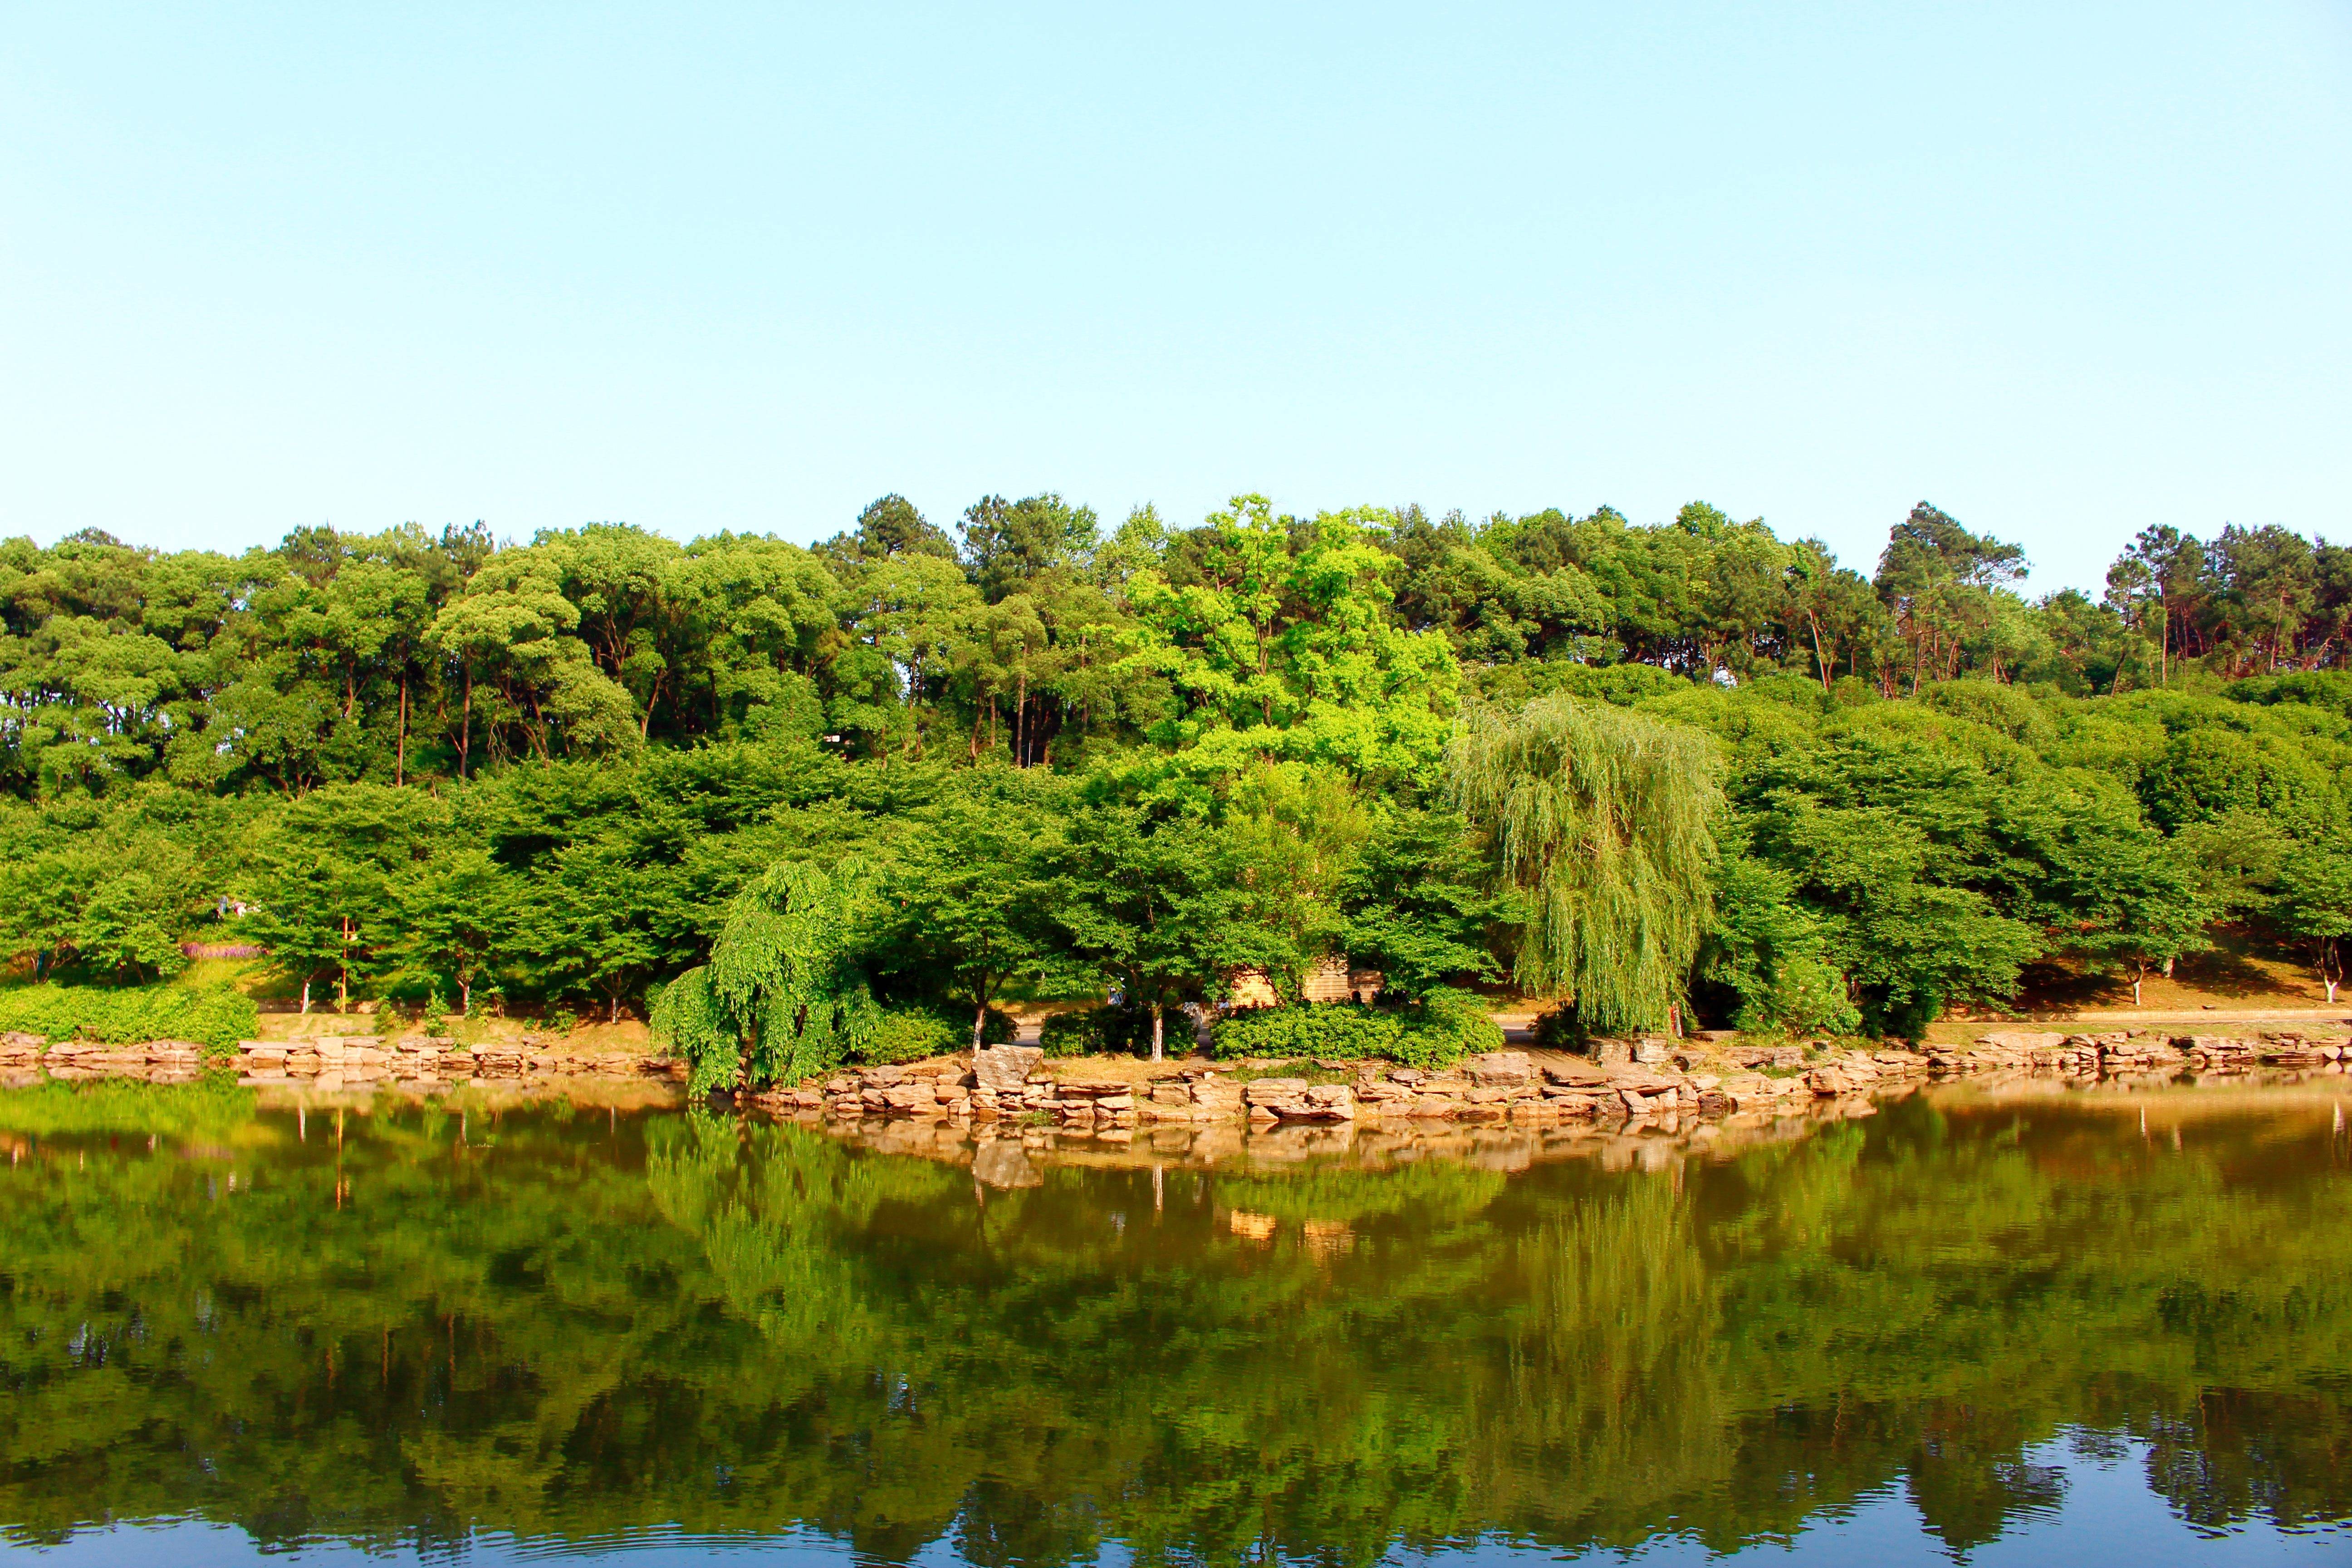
top-left (2, 494), bottom-right (2348, 1072)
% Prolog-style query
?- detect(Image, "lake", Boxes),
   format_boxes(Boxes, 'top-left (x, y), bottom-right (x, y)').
top-left (1, 1076), bottom-right (2347, 1565)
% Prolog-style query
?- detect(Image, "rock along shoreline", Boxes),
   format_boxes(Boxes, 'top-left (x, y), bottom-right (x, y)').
top-left (3, 1028), bottom-right (2344, 1124)
top-left (748, 1027), bottom-right (2352, 1131)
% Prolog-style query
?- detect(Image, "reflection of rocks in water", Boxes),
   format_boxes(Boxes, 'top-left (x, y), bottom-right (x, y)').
top-left (784, 1089), bottom-right (1926, 1187)
top-left (1245, 1123), bottom-right (1357, 1162)
top-left (972, 1139), bottom-right (1040, 1189)
top-left (746, 1055), bottom-right (2352, 1195)
top-left (1225, 1209), bottom-right (1278, 1244)
top-left (1300, 1219), bottom-right (1354, 1261)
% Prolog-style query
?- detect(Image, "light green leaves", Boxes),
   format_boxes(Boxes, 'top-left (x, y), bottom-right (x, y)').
top-left (1450, 696), bottom-right (1721, 1033)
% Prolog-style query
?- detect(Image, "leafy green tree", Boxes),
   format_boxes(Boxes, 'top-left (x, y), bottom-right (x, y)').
top-left (1124, 495), bottom-right (1460, 779)
top-left (1218, 762), bottom-right (1370, 1000)
top-left (1337, 806), bottom-right (1503, 998)
top-left (2104, 524), bottom-right (2211, 683)
top-left (1755, 799), bottom-right (2040, 1037)
top-left (0, 846), bottom-right (94, 979)
top-left (1696, 850), bottom-right (1859, 1034)
top-left (1039, 803), bottom-right (1252, 1061)
top-left (1449, 696), bottom-right (1720, 1032)
top-left (960, 492), bottom-right (1099, 601)
top-left (2173, 808), bottom-right (2292, 921)
top-left (846, 492), bottom-right (958, 562)
top-left (2273, 844), bottom-right (2352, 1004)
top-left (2038, 812), bottom-right (2210, 1005)
top-left (882, 774), bottom-right (1062, 1047)
top-left (238, 785), bottom-right (440, 1012)
top-left (2213, 524), bottom-right (2321, 675)
top-left (2140, 728), bottom-right (2331, 835)
top-left (1873, 502), bottom-right (2026, 692)
top-left (394, 848), bottom-right (518, 1014)
top-left (516, 838), bottom-right (665, 1023)
top-left (651, 860), bottom-right (880, 1092)
top-left (71, 865), bottom-right (192, 981)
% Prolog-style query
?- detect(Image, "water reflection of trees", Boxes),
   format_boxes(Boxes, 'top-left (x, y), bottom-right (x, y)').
top-left (0, 1090), bottom-right (2346, 1561)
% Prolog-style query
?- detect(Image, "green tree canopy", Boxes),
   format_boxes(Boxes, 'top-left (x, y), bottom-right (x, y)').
top-left (1449, 696), bottom-right (1721, 1033)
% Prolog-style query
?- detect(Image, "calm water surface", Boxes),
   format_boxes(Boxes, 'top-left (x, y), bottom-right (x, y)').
top-left (1, 1078), bottom-right (2348, 1565)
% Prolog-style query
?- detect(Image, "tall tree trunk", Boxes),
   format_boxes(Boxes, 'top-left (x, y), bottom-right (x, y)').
top-left (973, 993), bottom-right (989, 1051)
top-left (459, 669), bottom-right (473, 778)
top-left (396, 671), bottom-right (408, 786)
top-left (1150, 1004), bottom-right (1164, 1063)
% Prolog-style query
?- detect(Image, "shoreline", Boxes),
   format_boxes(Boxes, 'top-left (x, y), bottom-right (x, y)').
top-left (4, 1027), bottom-right (2344, 1135)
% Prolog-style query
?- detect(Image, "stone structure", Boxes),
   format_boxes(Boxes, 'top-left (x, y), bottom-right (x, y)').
top-left (9, 1025), bottom-right (2347, 1121)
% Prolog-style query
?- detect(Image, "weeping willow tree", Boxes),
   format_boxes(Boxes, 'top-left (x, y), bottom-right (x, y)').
top-left (651, 860), bottom-right (880, 1094)
top-left (1449, 696), bottom-right (1721, 1033)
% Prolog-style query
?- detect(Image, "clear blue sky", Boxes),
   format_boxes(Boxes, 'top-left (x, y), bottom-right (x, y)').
top-left (4, 2), bottom-right (2347, 593)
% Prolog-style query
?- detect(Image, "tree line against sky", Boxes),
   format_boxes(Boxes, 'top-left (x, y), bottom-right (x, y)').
top-left (1, 494), bottom-right (2347, 1068)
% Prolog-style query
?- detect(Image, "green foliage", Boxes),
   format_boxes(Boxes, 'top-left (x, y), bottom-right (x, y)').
top-left (651, 861), bottom-right (880, 1093)
top-left (1337, 807), bottom-right (1504, 997)
top-left (0, 982), bottom-right (257, 1051)
top-left (1209, 988), bottom-right (1498, 1069)
top-left (2272, 842), bottom-right (2352, 1002)
top-left (854, 1008), bottom-right (962, 1065)
top-left (1122, 494), bottom-right (1460, 779)
top-left (4, 500), bottom-right (2349, 1043)
top-left (1699, 851), bottom-right (1862, 1034)
top-left (1037, 1003), bottom-right (1157, 1059)
top-left (857, 1004), bottom-right (1014, 1065)
top-left (1037, 800), bottom-right (1259, 1061)
top-left (1414, 984), bottom-right (1509, 1058)
top-left (1450, 696), bottom-right (1722, 1031)
top-left (877, 768), bottom-right (1062, 1039)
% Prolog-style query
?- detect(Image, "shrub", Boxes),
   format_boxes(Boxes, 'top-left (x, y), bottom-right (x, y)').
top-left (0, 984), bottom-right (259, 1054)
top-left (1213, 1003), bottom-right (1404, 1063)
top-left (1416, 986), bottom-right (1506, 1058)
top-left (1530, 1004), bottom-right (1582, 1049)
top-left (853, 1004), bottom-right (1013, 1066)
top-left (1038, 1004), bottom-right (1157, 1059)
top-left (1209, 988), bottom-right (1498, 1070)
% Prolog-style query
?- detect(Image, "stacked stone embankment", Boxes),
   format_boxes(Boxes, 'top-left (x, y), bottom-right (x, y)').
top-left (751, 1043), bottom-right (1936, 1129)
top-left (749, 1027), bottom-right (2352, 1132)
top-left (1, 1033), bottom-right (209, 1081)
top-left (1924, 1028), bottom-right (2351, 1076)
top-left (11, 1025), bottom-right (2345, 1112)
